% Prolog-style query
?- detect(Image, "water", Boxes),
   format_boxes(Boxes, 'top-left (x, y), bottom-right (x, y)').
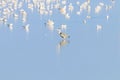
top-left (0, 0), bottom-right (120, 80)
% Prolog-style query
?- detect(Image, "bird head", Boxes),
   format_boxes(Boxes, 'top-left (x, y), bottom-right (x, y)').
top-left (56, 28), bottom-right (61, 34)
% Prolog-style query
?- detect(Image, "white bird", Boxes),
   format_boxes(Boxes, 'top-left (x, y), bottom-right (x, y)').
top-left (8, 23), bottom-right (13, 31)
top-left (28, 3), bottom-right (34, 12)
top-left (54, 3), bottom-right (60, 9)
top-left (13, 13), bottom-right (19, 20)
top-left (49, 10), bottom-right (53, 15)
top-left (46, 19), bottom-right (54, 27)
top-left (87, 5), bottom-right (91, 14)
top-left (95, 5), bottom-right (102, 14)
top-left (0, 0), bottom-right (116, 35)
top-left (106, 15), bottom-right (109, 20)
top-left (59, 6), bottom-right (66, 15)
top-left (20, 9), bottom-right (27, 22)
top-left (105, 5), bottom-right (112, 11)
top-left (61, 0), bottom-right (66, 5)
top-left (65, 13), bottom-right (70, 19)
top-left (99, 2), bottom-right (104, 7)
top-left (18, 1), bottom-right (23, 9)
top-left (2, 18), bottom-right (7, 24)
top-left (96, 25), bottom-right (102, 32)
top-left (83, 19), bottom-right (87, 24)
top-left (86, 15), bottom-right (91, 19)
top-left (68, 3), bottom-right (74, 12)
top-left (111, 0), bottom-right (115, 4)
top-left (76, 11), bottom-right (81, 15)
top-left (60, 24), bottom-right (67, 31)
top-left (24, 24), bottom-right (30, 33)
top-left (46, 0), bottom-right (51, 4)
top-left (46, 19), bottom-right (54, 31)
top-left (76, 1), bottom-right (80, 5)
top-left (0, 18), bottom-right (3, 22)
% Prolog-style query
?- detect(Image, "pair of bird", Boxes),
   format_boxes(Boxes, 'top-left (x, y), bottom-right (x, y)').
top-left (45, 20), bottom-right (70, 39)
top-left (7, 23), bottom-right (29, 32)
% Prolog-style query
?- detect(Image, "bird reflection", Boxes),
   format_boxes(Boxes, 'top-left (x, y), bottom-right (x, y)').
top-left (57, 39), bottom-right (70, 54)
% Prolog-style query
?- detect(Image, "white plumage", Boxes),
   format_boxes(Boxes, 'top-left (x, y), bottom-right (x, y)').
top-left (24, 24), bottom-right (30, 33)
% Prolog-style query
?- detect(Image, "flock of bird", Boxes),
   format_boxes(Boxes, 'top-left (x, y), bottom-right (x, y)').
top-left (0, 0), bottom-right (115, 39)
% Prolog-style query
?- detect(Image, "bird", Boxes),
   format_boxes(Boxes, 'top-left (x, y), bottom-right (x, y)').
top-left (45, 19), bottom-right (54, 31)
top-left (23, 24), bottom-right (30, 33)
top-left (99, 2), bottom-right (104, 7)
top-left (76, 11), bottom-right (81, 15)
top-left (68, 3), bottom-right (74, 12)
top-left (76, 1), bottom-right (80, 5)
top-left (60, 32), bottom-right (70, 39)
top-left (0, 0), bottom-right (116, 36)
top-left (83, 19), bottom-right (87, 24)
top-left (95, 5), bottom-right (102, 14)
top-left (46, 19), bottom-right (54, 27)
top-left (56, 29), bottom-right (70, 39)
top-left (65, 13), bottom-right (70, 19)
top-left (59, 6), bottom-right (66, 15)
top-left (61, 0), bottom-right (67, 5)
top-left (7, 23), bottom-right (13, 31)
top-left (28, 3), bottom-right (34, 12)
top-left (60, 24), bottom-right (67, 31)
top-left (13, 13), bottom-right (19, 20)
top-left (96, 25), bottom-right (102, 32)
top-left (106, 15), bottom-right (109, 20)
top-left (86, 15), bottom-right (91, 19)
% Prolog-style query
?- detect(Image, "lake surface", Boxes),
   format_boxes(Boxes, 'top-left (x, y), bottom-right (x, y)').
top-left (0, 0), bottom-right (120, 80)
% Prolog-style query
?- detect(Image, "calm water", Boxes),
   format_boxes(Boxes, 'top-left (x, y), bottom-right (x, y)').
top-left (0, 0), bottom-right (120, 80)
